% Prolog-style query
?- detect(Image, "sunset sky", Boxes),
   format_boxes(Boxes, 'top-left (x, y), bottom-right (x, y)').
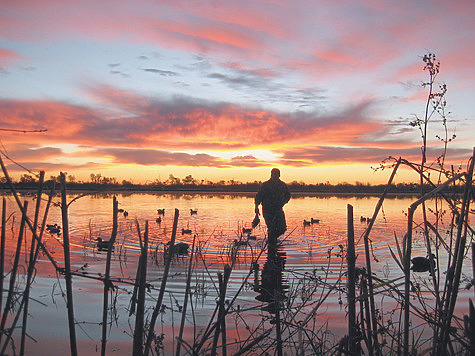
top-left (1, 0), bottom-right (473, 185)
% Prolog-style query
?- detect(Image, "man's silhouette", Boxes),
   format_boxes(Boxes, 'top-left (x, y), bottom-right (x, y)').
top-left (254, 168), bottom-right (291, 242)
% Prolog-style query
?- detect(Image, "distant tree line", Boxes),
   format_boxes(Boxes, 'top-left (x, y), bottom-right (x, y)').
top-left (1, 172), bottom-right (466, 196)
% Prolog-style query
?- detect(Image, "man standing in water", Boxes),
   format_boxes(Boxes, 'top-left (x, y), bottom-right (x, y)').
top-left (255, 168), bottom-right (291, 242)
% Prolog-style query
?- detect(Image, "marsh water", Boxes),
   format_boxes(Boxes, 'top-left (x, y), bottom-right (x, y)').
top-left (1, 192), bottom-right (472, 354)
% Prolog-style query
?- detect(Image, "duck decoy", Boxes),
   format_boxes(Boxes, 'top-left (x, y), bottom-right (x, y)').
top-left (96, 237), bottom-right (114, 251)
top-left (157, 209), bottom-right (165, 215)
top-left (190, 209), bottom-right (198, 215)
top-left (181, 228), bottom-right (192, 235)
top-left (156, 217), bottom-right (162, 224)
top-left (242, 227), bottom-right (252, 234)
top-left (411, 255), bottom-right (436, 272)
top-left (166, 241), bottom-right (189, 255)
top-left (46, 224), bottom-right (61, 234)
top-left (233, 239), bottom-right (248, 247)
top-left (311, 218), bottom-right (320, 224)
top-left (303, 220), bottom-right (311, 226)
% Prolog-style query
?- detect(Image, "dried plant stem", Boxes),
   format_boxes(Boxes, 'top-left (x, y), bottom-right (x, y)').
top-left (60, 172), bottom-right (78, 356)
top-left (0, 201), bottom-right (27, 341)
top-left (211, 264), bottom-right (231, 356)
top-left (101, 196), bottom-right (119, 356)
top-left (129, 219), bottom-right (144, 317)
top-left (361, 274), bottom-right (374, 355)
top-left (194, 242), bottom-right (269, 354)
top-left (132, 220), bottom-right (148, 356)
top-left (176, 234), bottom-right (196, 356)
top-left (20, 171), bottom-right (45, 355)
top-left (347, 204), bottom-right (357, 353)
top-left (363, 157), bottom-right (401, 354)
top-left (0, 155), bottom-right (60, 271)
top-left (403, 169), bottom-right (467, 355)
top-left (439, 148), bottom-right (474, 349)
top-left (143, 208), bottom-right (179, 356)
top-left (0, 197), bottom-right (6, 314)
top-left (234, 328), bottom-right (272, 356)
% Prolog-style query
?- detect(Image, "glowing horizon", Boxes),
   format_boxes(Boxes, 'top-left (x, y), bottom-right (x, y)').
top-left (1, 1), bottom-right (473, 185)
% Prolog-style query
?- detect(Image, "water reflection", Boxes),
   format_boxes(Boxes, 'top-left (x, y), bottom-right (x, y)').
top-left (255, 239), bottom-right (289, 315)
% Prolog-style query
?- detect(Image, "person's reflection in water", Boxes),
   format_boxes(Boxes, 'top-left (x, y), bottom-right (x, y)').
top-left (255, 239), bottom-right (288, 314)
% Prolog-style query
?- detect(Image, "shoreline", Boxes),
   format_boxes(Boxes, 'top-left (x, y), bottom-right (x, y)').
top-left (8, 187), bottom-right (422, 198)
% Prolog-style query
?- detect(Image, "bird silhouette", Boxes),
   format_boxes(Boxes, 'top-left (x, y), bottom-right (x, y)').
top-left (166, 241), bottom-right (189, 255)
top-left (46, 224), bottom-right (61, 234)
top-left (411, 255), bottom-right (436, 272)
top-left (96, 237), bottom-right (114, 251)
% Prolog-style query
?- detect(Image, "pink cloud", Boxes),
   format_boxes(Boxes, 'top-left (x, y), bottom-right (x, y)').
top-left (0, 48), bottom-right (24, 67)
top-left (0, 83), bottom-right (388, 152)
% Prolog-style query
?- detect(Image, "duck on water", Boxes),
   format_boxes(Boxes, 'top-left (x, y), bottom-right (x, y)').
top-left (411, 254), bottom-right (437, 273)
top-left (165, 241), bottom-right (189, 256)
top-left (96, 237), bottom-right (114, 251)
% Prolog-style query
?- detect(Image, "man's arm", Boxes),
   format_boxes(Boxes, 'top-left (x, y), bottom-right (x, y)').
top-left (255, 184), bottom-right (264, 215)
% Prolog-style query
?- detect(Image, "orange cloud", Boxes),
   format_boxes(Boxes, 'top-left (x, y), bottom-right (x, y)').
top-left (0, 84), bottom-right (388, 152)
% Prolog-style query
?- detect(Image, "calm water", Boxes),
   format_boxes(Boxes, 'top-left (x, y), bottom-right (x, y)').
top-left (1, 192), bottom-right (472, 354)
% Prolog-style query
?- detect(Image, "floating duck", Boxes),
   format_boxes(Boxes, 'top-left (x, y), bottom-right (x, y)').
top-left (233, 239), bottom-right (248, 247)
top-left (181, 228), bottom-right (192, 235)
top-left (157, 209), bottom-right (165, 215)
top-left (303, 220), bottom-right (311, 226)
top-left (96, 237), bottom-right (114, 251)
top-left (46, 224), bottom-right (61, 234)
top-left (156, 217), bottom-right (162, 224)
top-left (123, 210), bottom-right (128, 218)
top-left (248, 235), bottom-right (257, 240)
top-left (166, 241), bottom-right (189, 255)
top-left (360, 216), bottom-right (367, 222)
top-left (411, 255), bottom-right (436, 272)
top-left (242, 227), bottom-right (252, 234)
top-left (311, 218), bottom-right (320, 224)
top-left (190, 209), bottom-right (198, 215)
top-left (118, 208), bottom-right (124, 213)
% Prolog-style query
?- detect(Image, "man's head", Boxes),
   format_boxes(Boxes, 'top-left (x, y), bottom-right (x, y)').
top-left (271, 168), bottom-right (280, 180)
